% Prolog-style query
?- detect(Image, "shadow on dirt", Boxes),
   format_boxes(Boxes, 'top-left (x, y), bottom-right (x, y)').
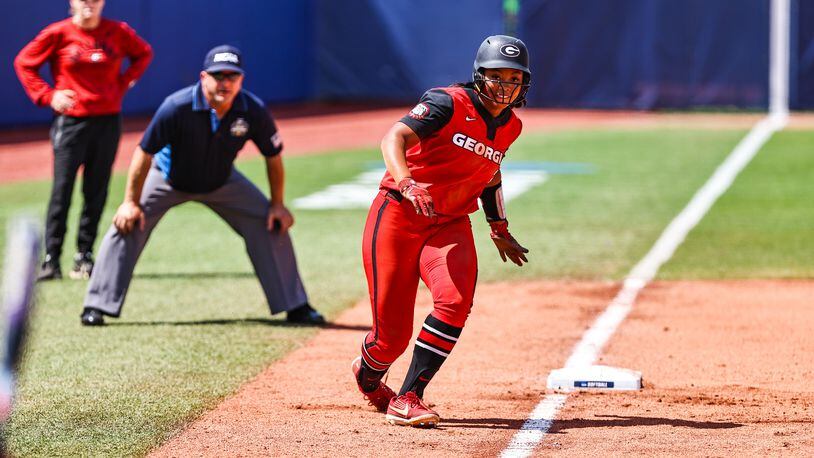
top-left (547, 415), bottom-right (743, 433)
top-left (133, 271), bottom-right (256, 279)
top-left (442, 414), bottom-right (742, 432)
top-left (442, 417), bottom-right (527, 430)
top-left (105, 318), bottom-right (368, 331)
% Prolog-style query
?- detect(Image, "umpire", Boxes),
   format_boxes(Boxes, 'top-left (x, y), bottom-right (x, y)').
top-left (80, 45), bottom-right (324, 326)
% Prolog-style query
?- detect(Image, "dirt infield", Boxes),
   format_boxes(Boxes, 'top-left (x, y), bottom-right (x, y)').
top-left (150, 281), bottom-right (615, 457)
top-left (149, 279), bottom-right (814, 456)
top-left (6, 108), bottom-right (811, 184)
top-left (549, 280), bottom-right (814, 456)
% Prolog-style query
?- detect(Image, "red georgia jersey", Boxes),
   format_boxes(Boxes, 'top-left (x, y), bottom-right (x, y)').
top-left (381, 86), bottom-right (522, 216)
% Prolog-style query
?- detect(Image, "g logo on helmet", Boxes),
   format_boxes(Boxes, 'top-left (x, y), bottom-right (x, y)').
top-left (499, 44), bottom-right (521, 58)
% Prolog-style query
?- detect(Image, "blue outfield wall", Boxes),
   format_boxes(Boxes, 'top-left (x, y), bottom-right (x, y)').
top-left (0, 0), bottom-right (313, 126)
top-left (4, 1), bottom-right (814, 127)
top-left (794, 0), bottom-right (814, 109)
top-left (314, 0), bottom-right (503, 102)
top-left (518, 0), bottom-right (771, 110)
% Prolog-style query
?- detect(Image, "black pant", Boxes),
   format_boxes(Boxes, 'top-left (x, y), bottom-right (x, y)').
top-left (45, 114), bottom-right (122, 261)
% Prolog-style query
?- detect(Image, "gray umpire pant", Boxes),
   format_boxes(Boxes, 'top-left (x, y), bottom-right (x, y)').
top-left (83, 167), bottom-right (308, 317)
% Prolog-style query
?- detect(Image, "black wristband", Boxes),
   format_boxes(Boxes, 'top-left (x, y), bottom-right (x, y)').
top-left (480, 182), bottom-right (505, 222)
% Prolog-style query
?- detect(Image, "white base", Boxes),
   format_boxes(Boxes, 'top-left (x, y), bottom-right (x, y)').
top-left (546, 365), bottom-right (642, 392)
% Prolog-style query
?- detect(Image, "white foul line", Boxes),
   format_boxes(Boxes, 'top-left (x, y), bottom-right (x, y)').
top-left (500, 113), bottom-right (787, 458)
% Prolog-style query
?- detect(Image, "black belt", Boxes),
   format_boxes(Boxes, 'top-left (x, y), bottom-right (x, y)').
top-left (385, 189), bottom-right (403, 202)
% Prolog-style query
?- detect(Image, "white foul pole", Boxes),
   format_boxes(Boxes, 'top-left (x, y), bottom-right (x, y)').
top-left (770, 0), bottom-right (790, 117)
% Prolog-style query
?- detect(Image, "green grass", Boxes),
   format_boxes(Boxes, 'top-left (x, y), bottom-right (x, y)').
top-left (0, 150), bottom-right (376, 457)
top-left (472, 129), bottom-right (749, 281)
top-left (0, 127), bottom-right (806, 455)
top-left (660, 130), bottom-right (814, 279)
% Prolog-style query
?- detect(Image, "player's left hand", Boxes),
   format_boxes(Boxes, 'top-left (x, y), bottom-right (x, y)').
top-left (398, 178), bottom-right (435, 218)
top-left (489, 220), bottom-right (529, 266)
top-left (267, 203), bottom-right (294, 234)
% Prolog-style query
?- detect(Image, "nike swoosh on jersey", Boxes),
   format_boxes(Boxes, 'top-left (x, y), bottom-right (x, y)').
top-left (465, 116), bottom-right (477, 121)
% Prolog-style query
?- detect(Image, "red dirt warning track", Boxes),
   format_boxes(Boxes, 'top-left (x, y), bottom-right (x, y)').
top-left (0, 109), bottom-right (777, 184)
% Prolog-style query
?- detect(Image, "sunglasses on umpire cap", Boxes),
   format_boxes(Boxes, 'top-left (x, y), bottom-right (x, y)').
top-left (207, 71), bottom-right (242, 82)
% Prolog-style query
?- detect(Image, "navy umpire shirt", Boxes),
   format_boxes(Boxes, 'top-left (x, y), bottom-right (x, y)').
top-left (140, 82), bottom-right (283, 193)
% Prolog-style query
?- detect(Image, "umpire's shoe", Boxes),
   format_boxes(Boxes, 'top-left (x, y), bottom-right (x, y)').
top-left (286, 302), bottom-right (326, 325)
top-left (80, 308), bottom-right (105, 326)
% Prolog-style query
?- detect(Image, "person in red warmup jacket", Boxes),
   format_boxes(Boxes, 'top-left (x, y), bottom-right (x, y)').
top-left (14, 0), bottom-right (152, 281)
top-left (351, 35), bottom-right (532, 428)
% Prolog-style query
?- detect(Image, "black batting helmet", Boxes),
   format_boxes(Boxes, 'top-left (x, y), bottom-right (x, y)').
top-left (472, 35), bottom-right (531, 107)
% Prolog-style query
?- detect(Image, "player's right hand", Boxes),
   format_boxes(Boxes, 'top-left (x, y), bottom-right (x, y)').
top-left (489, 220), bottom-right (529, 266)
top-left (398, 178), bottom-right (435, 218)
top-left (267, 203), bottom-right (295, 234)
top-left (113, 201), bottom-right (145, 235)
top-left (50, 89), bottom-right (76, 113)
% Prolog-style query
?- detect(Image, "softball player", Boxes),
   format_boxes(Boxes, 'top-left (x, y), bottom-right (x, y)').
top-left (352, 35), bottom-right (531, 427)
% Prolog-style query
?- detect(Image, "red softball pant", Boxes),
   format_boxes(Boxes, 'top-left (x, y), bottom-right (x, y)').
top-left (361, 190), bottom-right (477, 370)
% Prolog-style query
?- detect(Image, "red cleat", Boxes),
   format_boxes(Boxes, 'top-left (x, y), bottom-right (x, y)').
top-left (352, 357), bottom-right (396, 412)
top-left (385, 391), bottom-right (440, 428)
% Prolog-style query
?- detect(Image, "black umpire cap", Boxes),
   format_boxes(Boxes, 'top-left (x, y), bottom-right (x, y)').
top-left (203, 45), bottom-right (244, 74)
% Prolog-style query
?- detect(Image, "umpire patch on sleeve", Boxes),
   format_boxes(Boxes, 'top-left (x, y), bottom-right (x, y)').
top-left (408, 103), bottom-right (430, 120)
top-left (271, 132), bottom-right (282, 148)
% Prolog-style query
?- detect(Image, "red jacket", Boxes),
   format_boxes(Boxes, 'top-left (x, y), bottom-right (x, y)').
top-left (14, 18), bottom-right (153, 117)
